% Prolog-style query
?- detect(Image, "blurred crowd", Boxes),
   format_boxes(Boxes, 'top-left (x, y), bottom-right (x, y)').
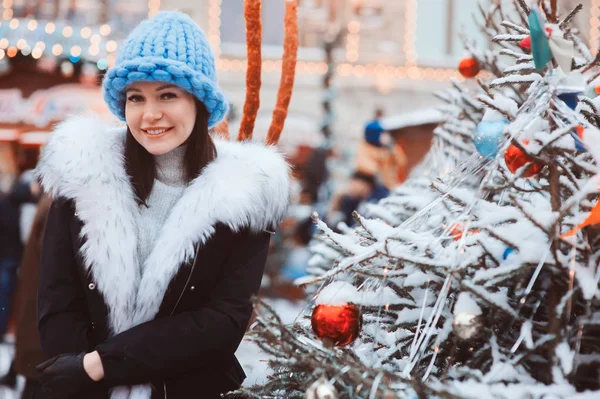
top-left (0, 135), bottom-right (47, 396)
top-left (261, 108), bottom-right (407, 299)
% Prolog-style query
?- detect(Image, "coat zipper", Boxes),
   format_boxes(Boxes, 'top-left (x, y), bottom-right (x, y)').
top-left (170, 242), bottom-right (200, 316)
top-left (164, 243), bottom-right (201, 399)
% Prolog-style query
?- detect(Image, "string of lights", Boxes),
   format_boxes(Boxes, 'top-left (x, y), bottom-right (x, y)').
top-left (148, 0), bottom-right (160, 18)
top-left (208, 0), bottom-right (222, 58)
top-left (346, 19), bottom-right (360, 63)
top-left (590, 0), bottom-right (600, 54)
top-left (210, 0), bottom-right (459, 82)
top-left (403, 0), bottom-right (417, 68)
top-left (0, 1), bottom-right (152, 72)
top-left (1, 1), bottom-right (598, 83)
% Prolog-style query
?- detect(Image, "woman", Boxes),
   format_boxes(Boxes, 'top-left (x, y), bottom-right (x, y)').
top-left (35, 11), bottom-right (290, 399)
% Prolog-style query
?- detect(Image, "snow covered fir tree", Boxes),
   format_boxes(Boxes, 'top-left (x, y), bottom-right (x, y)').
top-left (232, 1), bottom-right (600, 398)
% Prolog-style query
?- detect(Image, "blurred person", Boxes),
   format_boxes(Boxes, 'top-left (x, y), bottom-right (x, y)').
top-left (0, 196), bottom-right (52, 397)
top-left (364, 108), bottom-right (385, 147)
top-left (0, 194), bottom-right (23, 344)
top-left (356, 108), bottom-right (406, 189)
top-left (0, 141), bottom-right (19, 193)
top-left (280, 218), bottom-right (314, 282)
top-left (301, 145), bottom-right (333, 205)
top-left (0, 169), bottom-right (40, 344)
top-left (0, 144), bottom-right (42, 390)
top-left (327, 169), bottom-right (391, 229)
top-left (34, 11), bottom-right (289, 399)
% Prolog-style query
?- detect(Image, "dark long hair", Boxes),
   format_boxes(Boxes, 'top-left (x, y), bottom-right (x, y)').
top-left (125, 99), bottom-right (216, 206)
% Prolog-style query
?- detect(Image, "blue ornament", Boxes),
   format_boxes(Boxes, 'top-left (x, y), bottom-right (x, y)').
top-left (474, 120), bottom-right (507, 158)
top-left (570, 125), bottom-right (587, 152)
top-left (502, 247), bottom-right (515, 260)
top-left (557, 92), bottom-right (579, 110)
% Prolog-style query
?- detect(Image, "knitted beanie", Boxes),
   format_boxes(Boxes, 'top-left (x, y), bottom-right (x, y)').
top-left (102, 11), bottom-right (228, 128)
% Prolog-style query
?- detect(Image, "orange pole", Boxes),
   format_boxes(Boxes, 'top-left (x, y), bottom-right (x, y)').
top-left (266, 0), bottom-right (298, 146)
top-left (237, 0), bottom-right (263, 141)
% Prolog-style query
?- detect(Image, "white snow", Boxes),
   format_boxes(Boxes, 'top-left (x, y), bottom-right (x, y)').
top-left (236, 298), bottom-right (307, 387)
top-left (314, 280), bottom-right (360, 305)
top-left (379, 108), bottom-right (444, 131)
top-left (453, 292), bottom-right (482, 316)
top-left (555, 341), bottom-right (575, 376)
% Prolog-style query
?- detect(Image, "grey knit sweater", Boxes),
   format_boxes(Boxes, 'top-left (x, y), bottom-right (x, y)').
top-left (137, 145), bottom-right (187, 266)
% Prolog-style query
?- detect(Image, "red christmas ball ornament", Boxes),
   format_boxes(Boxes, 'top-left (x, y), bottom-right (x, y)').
top-left (504, 140), bottom-right (543, 177)
top-left (311, 303), bottom-right (362, 347)
top-left (519, 28), bottom-right (552, 51)
top-left (449, 222), bottom-right (480, 241)
top-left (519, 36), bottom-right (531, 50)
top-left (458, 57), bottom-right (481, 78)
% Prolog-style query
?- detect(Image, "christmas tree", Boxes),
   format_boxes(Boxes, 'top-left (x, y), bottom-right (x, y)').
top-left (235, 1), bottom-right (600, 398)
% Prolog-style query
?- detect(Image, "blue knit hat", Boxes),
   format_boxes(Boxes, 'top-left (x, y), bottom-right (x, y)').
top-left (102, 11), bottom-right (228, 128)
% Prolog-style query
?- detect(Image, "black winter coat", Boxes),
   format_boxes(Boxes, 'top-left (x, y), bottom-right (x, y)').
top-left (35, 116), bottom-right (291, 399)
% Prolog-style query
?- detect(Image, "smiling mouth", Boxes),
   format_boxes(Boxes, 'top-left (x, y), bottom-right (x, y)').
top-left (142, 127), bottom-right (173, 137)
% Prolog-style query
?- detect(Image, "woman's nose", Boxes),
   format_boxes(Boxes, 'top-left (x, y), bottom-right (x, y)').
top-left (142, 101), bottom-right (163, 121)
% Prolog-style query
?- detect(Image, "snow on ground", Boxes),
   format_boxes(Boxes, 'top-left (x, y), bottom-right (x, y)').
top-left (0, 298), bottom-right (306, 396)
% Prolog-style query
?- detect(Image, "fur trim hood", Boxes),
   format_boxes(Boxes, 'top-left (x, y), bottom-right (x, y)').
top-left (36, 115), bottom-right (290, 338)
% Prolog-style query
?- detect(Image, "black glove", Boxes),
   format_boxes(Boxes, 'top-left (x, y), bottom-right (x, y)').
top-left (36, 353), bottom-right (98, 397)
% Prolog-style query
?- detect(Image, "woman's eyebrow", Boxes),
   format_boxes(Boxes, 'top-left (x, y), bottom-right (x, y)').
top-left (126, 87), bottom-right (142, 93)
top-left (156, 84), bottom-right (177, 91)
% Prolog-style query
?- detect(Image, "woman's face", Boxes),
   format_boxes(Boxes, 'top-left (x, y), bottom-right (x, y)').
top-left (125, 81), bottom-right (197, 155)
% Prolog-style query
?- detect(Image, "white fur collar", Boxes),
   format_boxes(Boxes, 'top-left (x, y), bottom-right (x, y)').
top-left (36, 115), bottom-right (290, 338)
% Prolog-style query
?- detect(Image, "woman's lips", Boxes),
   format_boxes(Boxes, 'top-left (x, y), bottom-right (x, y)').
top-left (142, 127), bottom-right (173, 138)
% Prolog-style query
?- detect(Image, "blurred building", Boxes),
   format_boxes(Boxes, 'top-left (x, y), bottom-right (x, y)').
top-left (161, 0), bottom-right (596, 150)
top-left (0, 0), bottom-right (597, 155)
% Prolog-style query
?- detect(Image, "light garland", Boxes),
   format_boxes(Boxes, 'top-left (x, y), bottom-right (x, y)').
top-left (62, 26), bottom-right (73, 38)
top-left (0, 14), bottom-right (118, 66)
top-left (105, 40), bottom-right (117, 52)
top-left (31, 47), bottom-right (42, 59)
top-left (51, 44), bottom-right (62, 56)
top-left (80, 27), bottom-right (91, 39)
top-left (148, 0), bottom-right (160, 18)
top-left (590, 0), bottom-right (600, 54)
top-left (210, 0), bottom-right (458, 82)
top-left (70, 45), bottom-right (82, 57)
top-left (1, 2), bottom-right (595, 82)
top-left (99, 24), bottom-right (111, 36)
top-left (403, 0), bottom-right (417, 67)
top-left (346, 19), bottom-right (360, 62)
top-left (0, 0), bottom-right (125, 72)
top-left (208, 0), bottom-right (222, 57)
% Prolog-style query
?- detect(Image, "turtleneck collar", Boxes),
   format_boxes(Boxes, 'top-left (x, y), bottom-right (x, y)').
top-left (154, 144), bottom-right (187, 187)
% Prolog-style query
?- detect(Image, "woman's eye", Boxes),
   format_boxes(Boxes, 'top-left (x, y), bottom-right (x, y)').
top-left (160, 92), bottom-right (177, 100)
top-left (127, 95), bottom-right (143, 102)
